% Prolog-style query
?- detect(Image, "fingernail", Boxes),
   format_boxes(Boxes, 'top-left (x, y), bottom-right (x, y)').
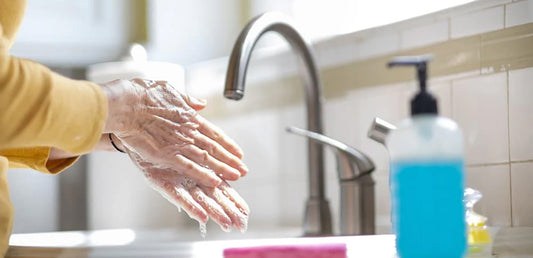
top-left (192, 97), bottom-right (207, 106)
top-left (220, 223), bottom-right (232, 232)
top-left (226, 170), bottom-right (241, 181)
top-left (236, 148), bottom-right (244, 159)
top-left (239, 164), bottom-right (248, 176)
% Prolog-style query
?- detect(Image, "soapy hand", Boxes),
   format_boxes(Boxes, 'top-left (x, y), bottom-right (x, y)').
top-left (130, 151), bottom-right (250, 232)
top-left (100, 79), bottom-right (250, 231)
top-left (101, 79), bottom-right (248, 187)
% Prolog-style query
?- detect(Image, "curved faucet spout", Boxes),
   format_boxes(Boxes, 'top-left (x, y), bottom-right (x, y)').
top-left (224, 12), bottom-right (331, 236)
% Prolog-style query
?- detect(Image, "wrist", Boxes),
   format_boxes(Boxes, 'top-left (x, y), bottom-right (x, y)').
top-left (100, 79), bottom-right (138, 135)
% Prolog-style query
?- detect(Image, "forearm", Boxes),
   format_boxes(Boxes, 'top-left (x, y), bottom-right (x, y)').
top-left (48, 133), bottom-right (125, 160)
top-left (0, 53), bottom-right (106, 153)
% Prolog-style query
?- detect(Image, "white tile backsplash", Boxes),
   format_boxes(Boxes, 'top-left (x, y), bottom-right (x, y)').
top-left (315, 34), bottom-right (359, 68)
top-left (400, 20), bottom-right (449, 50)
top-left (451, 6), bottom-right (505, 38)
top-left (278, 105), bottom-right (307, 182)
top-left (505, 0), bottom-right (533, 27)
top-left (452, 73), bottom-right (509, 165)
top-left (508, 67), bottom-right (533, 162)
top-left (431, 81), bottom-right (454, 119)
top-left (510, 162), bottom-right (533, 226)
top-left (279, 178), bottom-right (306, 228)
top-left (213, 110), bottom-right (283, 184)
top-left (239, 181), bottom-right (282, 227)
top-left (356, 33), bottom-right (400, 61)
top-left (466, 164), bottom-right (512, 226)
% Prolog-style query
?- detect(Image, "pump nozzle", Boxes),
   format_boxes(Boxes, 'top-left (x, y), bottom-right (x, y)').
top-left (388, 55), bottom-right (437, 116)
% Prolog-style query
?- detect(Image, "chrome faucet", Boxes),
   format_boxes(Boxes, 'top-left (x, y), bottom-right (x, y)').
top-left (223, 12), bottom-right (331, 236)
top-left (287, 126), bottom-right (376, 235)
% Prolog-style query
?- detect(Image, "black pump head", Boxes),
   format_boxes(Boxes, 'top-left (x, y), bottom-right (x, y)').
top-left (388, 55), bottom-right (438, 116)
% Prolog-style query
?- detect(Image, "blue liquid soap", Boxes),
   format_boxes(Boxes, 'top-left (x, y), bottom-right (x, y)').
top-left (386, 55), bottom-right (467, 257)
top-left (391, 160), bottom-right (467, 258)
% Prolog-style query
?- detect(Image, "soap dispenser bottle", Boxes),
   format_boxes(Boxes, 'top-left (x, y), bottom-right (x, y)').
top-left (387, 55), bottom-right (467, 258)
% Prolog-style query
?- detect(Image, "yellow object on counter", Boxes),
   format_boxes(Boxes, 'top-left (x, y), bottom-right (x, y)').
top-left (0, 0), bottom-right (108, 256)
top-left (464, 188), bottom-right (493, 256)
top-left (468, 221), bottom-right (492, 255)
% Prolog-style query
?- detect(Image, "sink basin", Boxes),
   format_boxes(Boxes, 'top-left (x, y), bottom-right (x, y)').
top-left (7, 228), bottom-right (397, 257)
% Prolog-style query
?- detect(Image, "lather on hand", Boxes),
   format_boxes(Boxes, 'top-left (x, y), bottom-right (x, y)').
top-left (130, 151), bottom-right (250, 232)
top-left (101, 79), bottom-right (248, 186)
top-left (100, 79), bottom-right (250, 231)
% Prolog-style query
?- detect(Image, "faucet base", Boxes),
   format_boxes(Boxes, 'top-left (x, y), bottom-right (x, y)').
top-left (303, 197), bottom-right (333, 236)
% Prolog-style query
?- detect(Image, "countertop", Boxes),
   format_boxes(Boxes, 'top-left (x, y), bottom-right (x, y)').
top-left (6, 227), bottom-right (533, 257)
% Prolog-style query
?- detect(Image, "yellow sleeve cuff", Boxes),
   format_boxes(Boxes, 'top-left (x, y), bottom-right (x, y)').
top-left (0, 147), bottom-right (79, 174)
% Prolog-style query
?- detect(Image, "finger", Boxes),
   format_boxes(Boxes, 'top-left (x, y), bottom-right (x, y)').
top-left (190, 187), bottom-right (233, 232)
top-left (194, 115), bottom-right (244, 159)
top-left (180, 92), bottom-right (207, 111)
top-left (218, 181), bottom-right (250, 217)
top-left (180, 145), bottom-right (241, 181)
top-left (144, 173), bottom-right (209, 224)
top-left (192, 133), bottom-right (248, 177)
top-left (172, 154), bottom-right (222, 187)
top-left (201, 184), bottom-right (249, 232)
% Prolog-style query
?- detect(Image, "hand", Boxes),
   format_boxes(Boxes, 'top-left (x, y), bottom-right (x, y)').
top-left (129, 152), bottom-right (250, 232)
top-left (101, 79), bottom-right (248, 187)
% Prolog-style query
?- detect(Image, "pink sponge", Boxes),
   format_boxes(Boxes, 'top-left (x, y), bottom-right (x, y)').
top-left (223, 243), bottom-right (347, 258)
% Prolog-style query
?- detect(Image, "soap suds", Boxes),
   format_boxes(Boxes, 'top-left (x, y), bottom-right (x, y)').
top-left (199, 222), bottom-right (207, 238)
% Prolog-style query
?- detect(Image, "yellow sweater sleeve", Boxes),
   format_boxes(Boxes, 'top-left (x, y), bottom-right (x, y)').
top-left (0, 147), bottom-right (79, 174)
top-left (0, 0), bottom-right (106, 174)
top-left (0, 53), bottom-right (108, 154)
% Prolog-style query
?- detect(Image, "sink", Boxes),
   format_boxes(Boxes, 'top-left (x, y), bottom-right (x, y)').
top-left (7, 228), bottom-right (397, 257)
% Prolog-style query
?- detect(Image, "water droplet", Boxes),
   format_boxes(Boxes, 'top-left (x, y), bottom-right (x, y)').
top-left (239, 216), bottom-right (249, 233)
top-left (199, 222), bottom-right (207, 238)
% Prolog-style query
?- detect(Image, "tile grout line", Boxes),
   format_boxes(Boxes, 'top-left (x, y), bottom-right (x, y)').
top-left (506, 69), bottom-right (513, 226)
top-left (503, 2), bottom-right (507, 29)
top-left (466, 159), bottom-right (533, 168)
top-left (450, 80), bottom-right (455, 120)
top-left (467, 162), bottom-right (509, 168)
top-left (447, 17), bottom-right (452, 41)
top-left (510, 159), bottom-right (533, 164)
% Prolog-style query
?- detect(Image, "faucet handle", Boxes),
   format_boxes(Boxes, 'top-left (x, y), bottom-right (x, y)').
top-left (286, 126), bottom-right (375, 181)
top-left (367, 117), bottom-right (396, 146)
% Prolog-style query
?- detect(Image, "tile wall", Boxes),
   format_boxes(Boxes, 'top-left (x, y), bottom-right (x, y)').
top-left (190, 0), bottom-right (533, 234)
top-left (209, 66), bottom-right (532, 234)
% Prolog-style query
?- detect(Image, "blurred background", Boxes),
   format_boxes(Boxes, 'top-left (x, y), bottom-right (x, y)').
top-left (8, 0), bottom-right (533, 241)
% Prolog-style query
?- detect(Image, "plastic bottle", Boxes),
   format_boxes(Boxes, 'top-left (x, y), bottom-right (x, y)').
top-left (464, 188), bottom-right (492, 256)
top-left (386, 55), bottom-right (467, 257)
